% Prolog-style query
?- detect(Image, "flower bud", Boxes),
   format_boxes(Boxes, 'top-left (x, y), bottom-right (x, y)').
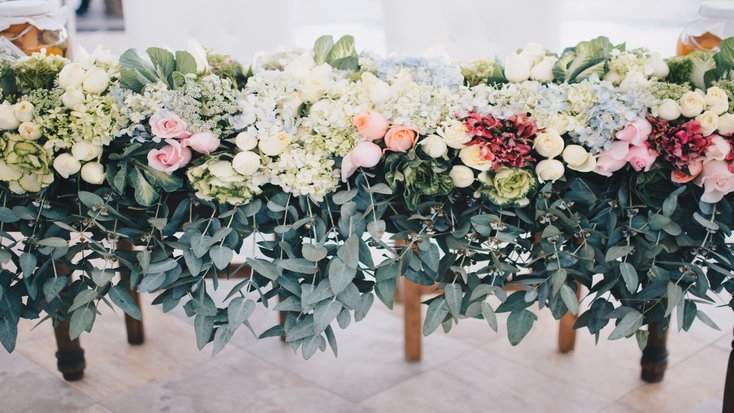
top-left (449, 165), bottom-right (475, 188)
top-left (53, 153), bottom-right (81, 178)
top-left (80, 162), bottom-right (105, 184)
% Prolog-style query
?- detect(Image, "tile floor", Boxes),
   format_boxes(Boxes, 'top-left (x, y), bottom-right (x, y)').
top-left (1, 280), bottom-right (731, 413)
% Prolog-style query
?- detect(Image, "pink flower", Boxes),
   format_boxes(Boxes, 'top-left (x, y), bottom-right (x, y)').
top-left (384, 125), bottom-right (418, 152)
top-left (147, 139), bottom-right (192, 174)
top-left (150, 111), bottom-right (190, 139)
top-left (184, 131), bottom-right (220, 154)
top-left (671, 158), bottom-right (703, 183)
top-left (616, 117), bottom-right (652, 147)
top-left (694, 160), bottom-right (734, 203)
top-left (353, 111), bottom-right (390, 141)
top-left (341, 141), bottom-right (382, 182)
top-left (594, 141), bottom-right (629, 176)
top-left (705, 134), bottom-right (731, 162)
top-left (625, 145), bottom-right (658, 172)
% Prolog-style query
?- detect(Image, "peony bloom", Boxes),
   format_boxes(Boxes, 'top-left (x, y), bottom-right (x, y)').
top-left (419, 135), bottom-right (448, 158)
top-left (184, 131), bottom-right (220, 154)
top-left (534, 129), bottom-right (564, 158)
top-left (679, 91), bottom-right (706, 118)
top-left (58, 63), bottom-right (85, 89)
top-left (694, 159), bottom-right (734, 203)
top-left (258, 132), bottom-right (292, 156)
top-left (625, 145), bottom-right (657, 172)
top-left (0, 101), bottom-right (19, 130)
top-left (535, 159), bottom-right (565, 182)
top-left (384, 125), bottom-right (418, 152)
top-left (459, 145), bottom-right (493, 171)
top-left (82, 67), bottom-right (110, 94)
top-left (448, 165), bottom-right (475, 188)
top-left (71, 141), bottom-right (103, 161)
top-left (671, 159), bottom-right (703, 183)
top-left (656, 99), bottom-right (681, 121)
top-left (53, 153), bottom-right (81, 179)
top-left (232, 151), bottom-right (261, 176)
top-left (147, 139), bottom-right (192, 174)
top-left (80, 162), bottom-right (105, 184)
top-left (61, 88), bottom-right (85, 109)
top-left (353, 111), bottom-right (390, 141)
top-left (562, 145), bottom-right (596, 172)
top-left (150, 111), bottom-right (190, 139)
top-left (437, 119), bottom-right (472, 149)
top-left (341, 141), bottom-right (382, 182)
top-left (235, 131), bottom-right (258, 151)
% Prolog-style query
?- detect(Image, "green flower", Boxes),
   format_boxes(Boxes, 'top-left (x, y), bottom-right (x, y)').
top-left (476, 167), bottom-right (536, 207)
top-left (385, 151), bottom-right (453, 211)
top-left (187, 154), bottom-right (261, 205)
top-left (0, 136), bottom-right (54, 194)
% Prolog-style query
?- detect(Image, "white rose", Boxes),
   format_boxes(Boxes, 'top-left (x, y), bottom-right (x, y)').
top-left (208, 160), bottom-right (236, 178)
top-left (71, 140), bottom-right (102, 161)
top-left (361, 72), bottom-right (391, 104)
top-left (718, 113), bottom-right (734, 135)
top-left (619, 71), bottom-right (648, 91)
top-left (420, 135), bottom-right (447, 158)
top-left (235, 131), bottom-right (258, 151)
top-left (504, 44), bottom-right (545, 83)
top-left (529, 55), bottom-right (558, 83)
top-left (14, 101), bottom-right (34, 123)
top-left (547, 113), bottom-right (572, 134)
top-left (449, 165), bottom-right (474, 188)
top-left (656, 99), bottom-right (681, 121)
top-left (0, 101), bottom-right (19, 130)
top-left (603, 71), bottom-right (622, 84)
top-left (535, 159), bottom-right (565, 182)
top-left (18, 122), bottom-right (41, 140)
top-left (187, 39), bottom-right (209, 73)
top-left (58, 63), bottom-right (86, 89)
top-left (53, 153), bottom-right (81, 178)
top-left (459, 145), bottom-right (492, 171)
top-left (258, 132), bottom-right (292, 156)
top-left (696, 111), bottom-right (720, 136)
top-left (437, 119), bottom-right (471, 149)
top-left (280, 94), bottom-right (303, 115)
top-left (82, 67), bottom-right (110, 94)
top-left (533, 129), bottom-right (565, 158)
top-left (80, 162), bottom-right (105, 184)
top-left (562, 145), bottom-right (596, 172)
top-left (647, 52), bottom-right (669, 78)
top-left (705, 86), bottom-right (729, 115)
top-left (61, 88), bottom-right (85, 109)
top-left (284, 51), bottom-right (315, 79)
top-left (679, 91), bottom-right (705, 118)
top-left (298, 64), bottom-right (331, 102)
top-left (232, 151), bottom-right (261, 176)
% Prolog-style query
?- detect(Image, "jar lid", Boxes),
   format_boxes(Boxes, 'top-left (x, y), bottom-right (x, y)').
top-left (0, 1), bottom-right (52, 17)
top-left (700, 1), bottom-right (734, 18)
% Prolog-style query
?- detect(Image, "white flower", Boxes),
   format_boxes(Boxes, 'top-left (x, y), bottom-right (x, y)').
top-left (603, 71), bottom-right (622, 84)
top-left (535, 159), bottom-right (565, 182)
top-left (562, 145), bottom-right (596, 172)
top-left (529, 55), bottom-right (558, 83)
top-left (232, 151), bottom-right (261, 176)
top-left (449, 165), bottom-right (474, 188)
top-left (61, 88), bottom-right (85, 109)
top-left (187, 39), bottom-right (209, 73)
top-left (656, 99), bottom-right (681, 121)
top-left (436, 119), bottom-right (471, 149)
top-left (504, 43), bottom-right (545, 83)
top-left (361, 72), bottom-right (391, 104)
top-left (459, 145), bottom-right (492, 171)
top-left (679, 91), bottom-right (705, 118)
top-left (208, 160), bottom-right (236, 178)
top-left (18, 122), bottom-right (41, 140)
top-left (259, 132), bottom-right (292, 156)
top-left (647, 52), bottom-right (669, 78)
top-left (705, 86), bottom-right (729, 115)
top-left (547, 113), bottom-right (572, 134)
top-left (14, 101), bottom-right (34, 123)
top-left (82, 67), bottom-right (110, 94)
top-left (71, 141), bottom-right (102, 161)
top-left (0, 101), bottom-right (19, 130)
top-left (533, 129), bottom-right (565, 158)
top-left (80, 162), bottom-right (105, 184)
top-left (619, 71), bottom-right (648, 91)
top-left (298, 64), bottom-right (332, 102)
top-left (420, 135), bottom-right (448, 158)
top-left (696, 111), bottom-right (719, 136)
top-left (58, 63), bottom-right (86, 89)
top-left (235, 131), bottom-right (258, 151)
top-left (718, 113), bottom-right (734, 135)
top-left (53, 153), bottom-right (81, 178)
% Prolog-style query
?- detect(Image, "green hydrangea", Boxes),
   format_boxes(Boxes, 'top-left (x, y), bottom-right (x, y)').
top-left (460, 58), bottom-right (506, 86)
top-left (646, 80), bottom-right (691, 101)
top-left (13, 52), bottom-right (67, 93)
top-left (186, 154), bottom-right (261, 205)
top-left (476, 167), bottom-right (535, 207)
top-left (0, 135), bottom-right (54, 194)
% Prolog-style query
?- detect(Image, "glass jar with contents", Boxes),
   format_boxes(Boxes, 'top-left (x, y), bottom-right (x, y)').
top-left (678, 1), bottom-right (734, 56)
top-left (0, 0), bottom-right (69, 57)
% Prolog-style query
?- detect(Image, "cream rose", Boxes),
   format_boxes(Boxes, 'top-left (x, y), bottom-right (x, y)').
top-left (535, 159), bottom-right (565, 182)
top-left (235, 131), bottom-right (258, 151)
top-left (533, 129), bottom-right (564, 158)
top-left (647, 52), bottom-right (669, 78)
top-left (696, 111), bottom-right (719, 136)
top-left (437, 119), bottom-right (471, 149)
top-left (61, 88), bottom-right (85, 109)
top-left (656, 99), bottom-right (681, 121)
top-left (258, 132), bottom-right (292, 156)
top-left (14, 101), bottom-right (34, 123)
top-left (58, 63), bottom-right (85, 89)
top-left (449, 165), bottom-right (475, 188)
top-left (529, 55), bottom-right (558, 83)
top-left (563, 145), bottom-right (596, 172)
top-left (71, 141), bottom-right (102, 161)
top-left (459, 145), bottom-right (493, 171)
top-left (18, 122), bottom-right (41, 140)
top-left (705, 86), bottom-right (729, 115)
top-left (0, 101), bottom-right (19, 130)
top-left (53, 153), bottom-right (81, 178)
top-left (232, 151), bottom-right (261, 176)
top-left (679, 91), bottom-right (705, 118)
top-left (82, 67), bottom-right (110, 94)
top-left (80, 162), bottom-right (105, 184)
top-left (718, 113), bottom-right (734, 135)
top-left (420, 135), bottom-right (448, 158)
top-left (360, 72), bottom-right (391, 104)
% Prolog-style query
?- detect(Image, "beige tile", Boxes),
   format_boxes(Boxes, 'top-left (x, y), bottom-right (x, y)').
top-left (714, 333), bottom-right (732, 352)
top-left (103, 348), bottom-right (365, 413)
top-left (596, 403), bottom-right (644, 413)
top-left (0, 350), bottom-right (95, 413)
top-left (74, 404), bottom-right (114, 413)
top-left (360, 349), bottom-right (611, 413)
top-left (617, 347), bottom-right (727, 413)
top-left (668, 295), bottom-right (734, 346)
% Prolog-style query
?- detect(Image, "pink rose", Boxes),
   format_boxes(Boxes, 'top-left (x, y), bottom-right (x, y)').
top-left (594, 141), bottom-right (629, 176)
top-left (150, 111), bottom-right (190, 139)
top-left (341, 141), bottom-right (382, 182)
top-left (705, 134), bottom-right (731, 162)
top-left (616, 117), bottom-right (652, 147)
top-left (147, 139), bottom-right (192, 174)
top-left (353, 111), bottom-right (390, 141)
top-left (694, 159), bottom-right (734, 203)
top-left (184, 131), bottom-right (220, 154)
top-left (384, 125), bottom-right (418, 152)
top-left (625, 145), bottom-right (657, 172)
top-left (671, 158), bottom-right (703, 183)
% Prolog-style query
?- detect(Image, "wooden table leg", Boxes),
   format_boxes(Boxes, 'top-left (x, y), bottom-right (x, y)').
top-left (723, 326), bottom-right (734, 413)
top-left (403, 277), bottom-right (422, 362)
top-left (558, 282), bottom-right (581, 353)
top-left (118, 239), bottom-right (144, 345)
top-left (54, 319), bottom-right (86, 381)
top-left (641, 321), bottom-right (668, 383)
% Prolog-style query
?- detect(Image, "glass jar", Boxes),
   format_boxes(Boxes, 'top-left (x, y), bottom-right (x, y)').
top-left (677, 1), bottom-right (734, 56)
top-left (0, 0), bottom-right (69, 57)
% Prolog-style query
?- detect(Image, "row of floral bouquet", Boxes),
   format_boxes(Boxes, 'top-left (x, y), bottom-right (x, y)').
top-left (0, 35), bottom-right (731, 359)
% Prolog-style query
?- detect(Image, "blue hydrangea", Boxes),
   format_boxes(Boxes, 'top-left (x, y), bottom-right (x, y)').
top-left (375, 56), bottom-right (464, 88)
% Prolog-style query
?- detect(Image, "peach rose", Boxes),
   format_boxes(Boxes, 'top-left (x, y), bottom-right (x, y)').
top-left (184, 131), bottom-right (220, 154)
top-left (150, 111), bottom-right (190, 139)
top-left (384, 125), bottom-right (418, 152)
top-left (353, 111), bottom-right (390, 141)
top-left (671, 159), bottom-right (703, 183)
top-left (694, 159), bottom-right (734, 203)
top-left (147, 139), bottom-right (192, 174)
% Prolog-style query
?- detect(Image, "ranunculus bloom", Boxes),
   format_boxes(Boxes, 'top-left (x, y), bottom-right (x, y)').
top-left (384, 125), bottom-right (418, 152)
top-left (594, 141), bottom-right (630, 176)
top-left (184, 131), bottom-right (220, 154)
top-left (341, 141), bottom-right (382, 182)
top-left (625, 145), bottom-right (657, 172)
top-left (671, 159), bottom-right (703, 183)
top-left (147, 139), bottom-right (192, 174)
top-left (80, 162), bottom-right (106, 185)
top-left (150, 111), bottom-right (190, 139)
top-left (616, 118), bottom-right (652, 147)
top-left (353, 111), bottom-right (390, 141)
top-left (694, 159), bottom-right (734, 203)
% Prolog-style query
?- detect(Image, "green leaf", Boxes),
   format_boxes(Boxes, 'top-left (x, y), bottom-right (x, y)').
top-left (227, 297), bottom-right (255, 333)
top-left (332, 189), bottom-right (357, 205)
top-left (328, 257), bottom-right (356, 295)
top-left (366, 219), bottom-right (386, 239)
top-left (0, 317), bottom-right (17, 352)
top-left (18, 253), bottom-right (36, 278)
top-left (507, 310), bottom-right (537, 345)
top-left (337, 234), bottom-right (360, 268)
top-left (423, 298), bottom-right (449, 336)
top-left (69, 289), bottom-right (98, 312)
top-left (605, 246), bottom-right (634, 262)
top-left (209, 245), bottom-right (234, 270)
top-left (279, 258), bottom-right (318, 274)
top-left (247, 258), bottom-right (278, 280)
top-left (313, 35), bottom-right (334, 64)
top-left (480, 301), bottom-right (498, 332)
top-left (78, 191), bottom-right (104, 209)
top-left (42, 276), bottom-right (67, 301)
top-left (147, 258), bottom-right (177, 274)
top-left (313, 300), bottom-right (342, 333)
top-left (69, 306), bottom-right (96, 340)
top-left (324, 325), bottom-right (338, 357)
top-left (147, 47), bottom-right (176, 85)
top-left (212, 325), bottom-right (233, 356)
top-left (91, 269), bottom-right (114, 287)
top-left (560, 284), bottom-right (579, 315)
top-left (693, 212), bottom-right (718, 230)
top-left (619, 262), bottom-right (639, 294)
top-left (175, 50), bottom-right (197, 75)
top-left (183, 249), bottom-right (203, 276)
top-left (443, 284), bottom-right (462, 317)
top-left (302, 244), bottom-right (328, 262)
top-left (140, 165), bottom-right (183, 192)
top-left (326, 35), bottom-right (357, 66)
top-left (0, 207), bottom-right (18, 223)
top-left (194, 314), bottom-right (214, 350)
top-left (695, 310), bottom-right (721, 330)
top-left (665, 282), bottom-right (683, 317)
top-left (130, 168), bottom-right (159, 207)
top-left (608, 309), bottom-right (643, 340)
top-left (109, 286), bottom-right (142, 320)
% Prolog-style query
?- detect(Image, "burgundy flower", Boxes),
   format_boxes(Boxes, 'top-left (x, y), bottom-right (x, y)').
top-left (648, 116), bottom-right (710, 170)
top-left (463, 112), bottom-right (537, 169)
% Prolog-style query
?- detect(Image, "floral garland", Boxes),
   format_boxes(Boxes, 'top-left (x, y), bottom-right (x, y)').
top-left (0, 35), bottom-right (732, 359)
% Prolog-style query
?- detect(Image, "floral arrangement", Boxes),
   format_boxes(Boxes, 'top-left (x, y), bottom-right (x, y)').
top-left (0, 35), bottom-right (733, 360)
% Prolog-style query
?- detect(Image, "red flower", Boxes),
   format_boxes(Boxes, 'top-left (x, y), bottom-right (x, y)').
top-left (463, 113), bottom-right (537, 169)
top-left (648, 117), bottom-right (710, 170)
